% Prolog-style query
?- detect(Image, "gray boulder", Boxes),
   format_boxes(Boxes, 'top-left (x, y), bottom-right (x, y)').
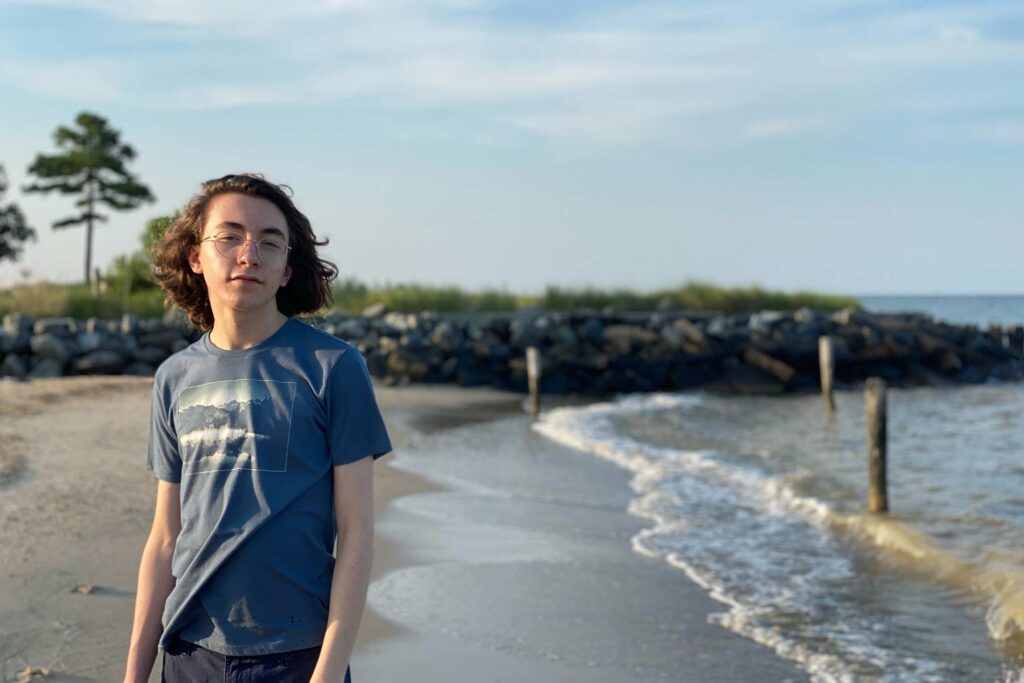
top-left (133, 346), bottom-right (168, 365)
top-left (748, 311), bottom-right (787, 335)
top-left (123, 361), bottom-right (156, 376)
top-left (138, 328), bottom-right (186, 352)
top-left (162, 305), bottom-right (192, 329)
top-left (335, 318), bottom-right (369, 340)
top-left (3, 312), bottom-right (33, 337)
top-left (715, 357), bottom-right (786, 395)
top-left (77, 331), bottom-right (104, 353)
top-left (0, 353), bottom-right (27, 378)
top-left (28, 357), bottom-right (64, 378)
top-left (73, 350), bottom-right (125, 374)
top-left (34, 317), bottom-right (77, 336)
top-left (29, 333), bottom-right (73, 363)
top-left (603, 325), bottom-right (659, 352)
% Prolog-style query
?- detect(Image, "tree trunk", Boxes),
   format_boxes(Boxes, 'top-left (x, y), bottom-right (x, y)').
top-left (84, 179), bottom-right (94, 285)
top-left (85, 217), bottom-right (93, 285)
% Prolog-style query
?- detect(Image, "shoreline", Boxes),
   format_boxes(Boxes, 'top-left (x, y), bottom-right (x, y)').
top-left (0, 376), bottom-right (807, 682)
top-left (354, 384), bottom-right (807, 682)
top-left (355, 383), bottom-right (530, 648)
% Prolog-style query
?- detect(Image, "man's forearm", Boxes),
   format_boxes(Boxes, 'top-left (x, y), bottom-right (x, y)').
top-left (312, 525), bottom-right (374, 682)
top-left (124, 537), bottom-right (176, 683)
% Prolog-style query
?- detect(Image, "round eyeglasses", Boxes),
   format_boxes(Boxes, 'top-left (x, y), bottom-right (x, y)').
top-left (200, 232), bottom-right (292, 264)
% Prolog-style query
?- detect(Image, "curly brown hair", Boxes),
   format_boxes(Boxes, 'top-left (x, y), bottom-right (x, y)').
top-left (150, 173), bottom-right (338, 331)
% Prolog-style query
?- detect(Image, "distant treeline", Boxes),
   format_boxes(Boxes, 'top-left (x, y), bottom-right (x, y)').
top-left (0, 277), bottom-right (859, 319)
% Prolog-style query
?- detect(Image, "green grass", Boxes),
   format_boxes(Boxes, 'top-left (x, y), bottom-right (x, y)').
top-left (0, 281), bottom-right (70, 318)
top-left (330, 278), bottom-right (858, 314)
top-left (0, 281), bottom-right (167, 320)
top-left (0, 276), bottom-right (860, 320)
top-left (330, 278), bottom-right (526, 314)
top-left (541, 281), bottom-right (859, 313)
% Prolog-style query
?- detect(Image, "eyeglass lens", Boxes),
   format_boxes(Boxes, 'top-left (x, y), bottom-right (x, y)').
top-left (211, 232), bottom-right (288, 262)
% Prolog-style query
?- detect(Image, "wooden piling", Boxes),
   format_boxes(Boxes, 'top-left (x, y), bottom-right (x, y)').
top-left (526, 346), bottom-right (541, 418)
top-left (865, 377), bottom-right (888, 513)
top-left (818, 335), bottom-right (835, 414)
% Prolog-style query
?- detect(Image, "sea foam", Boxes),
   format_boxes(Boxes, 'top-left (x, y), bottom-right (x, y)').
top-left (533, 391), bottom-right (1020, 682)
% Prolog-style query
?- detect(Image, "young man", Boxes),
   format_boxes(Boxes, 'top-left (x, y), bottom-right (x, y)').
top-left (123, 173), bottom-right (392, 683)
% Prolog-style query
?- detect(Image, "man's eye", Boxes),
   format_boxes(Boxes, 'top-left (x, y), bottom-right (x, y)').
top-left (261, 239), bottom-right (285, 252)
top-left (218, 234), bottom-right (244, 243)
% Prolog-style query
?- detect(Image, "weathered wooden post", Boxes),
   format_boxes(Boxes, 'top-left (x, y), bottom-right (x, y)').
top-left (819, 335), bottom-right (835, 414)
top-left (865, 377), bottom-right (888, 513)
top-left (526, 346), bottom-right (541, 418)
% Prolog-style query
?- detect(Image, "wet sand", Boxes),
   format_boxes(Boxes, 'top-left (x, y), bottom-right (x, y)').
top-left (0, 376), bottom-right (805, 682)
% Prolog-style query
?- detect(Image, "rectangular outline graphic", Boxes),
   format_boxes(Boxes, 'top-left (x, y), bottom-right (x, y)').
top-left (176, 378), bottom-right (297, 476)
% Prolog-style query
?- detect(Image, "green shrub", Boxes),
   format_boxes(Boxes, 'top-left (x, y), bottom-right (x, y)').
top-left (106, 251), bottom-right (158, 295)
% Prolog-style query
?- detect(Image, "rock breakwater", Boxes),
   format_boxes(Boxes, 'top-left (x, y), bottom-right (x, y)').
top-left (1, 307), bottom-right (1021, 396)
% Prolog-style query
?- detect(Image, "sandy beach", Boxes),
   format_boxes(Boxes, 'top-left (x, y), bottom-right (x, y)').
top-left (0, 375), bottom-right (805, 682)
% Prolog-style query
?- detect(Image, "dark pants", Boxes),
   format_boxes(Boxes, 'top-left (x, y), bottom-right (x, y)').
top-left (161, 634), bottom-right (352, 683)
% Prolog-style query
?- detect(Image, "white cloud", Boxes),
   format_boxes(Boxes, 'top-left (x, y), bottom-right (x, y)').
top-left (1, 0), bottom-right (1022, 146)
top-left (5, 0), bottom-right (370, 26)
top-left (514, 95), bottom-right (737, 145)
top-left (970, 121), bottom-right (1024, 143)
top-left (939, 25), bottom-right (982, 43)
top-left (0, 58), bottom-right (129, 100)
top-left (739, 117), bottom-right (825, 142)
top-left (164, 84), bottom-right (305, 110)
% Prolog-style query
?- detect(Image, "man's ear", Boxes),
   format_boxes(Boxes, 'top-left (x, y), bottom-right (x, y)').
top-left (281, 264), bottom-right (293, 287)
top-left (188, 245), bottom-right (203, 275)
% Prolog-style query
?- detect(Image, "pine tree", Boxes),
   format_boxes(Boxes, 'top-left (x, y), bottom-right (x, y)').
top-left (0, 164), bottom-right (36, 264)
top-left (25, 112), bottom-right (155, 284)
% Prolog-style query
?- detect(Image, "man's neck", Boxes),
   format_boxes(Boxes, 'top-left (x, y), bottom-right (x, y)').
top-left (209, 308), bottom-right (289, 351)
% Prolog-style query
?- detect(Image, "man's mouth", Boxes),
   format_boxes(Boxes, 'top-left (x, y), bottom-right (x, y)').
top-left (231, 276), bottom-right (263, 283)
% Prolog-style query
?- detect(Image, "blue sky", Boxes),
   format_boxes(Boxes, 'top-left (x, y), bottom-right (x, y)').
top-left (0, 0), bottom-right (1021, 295)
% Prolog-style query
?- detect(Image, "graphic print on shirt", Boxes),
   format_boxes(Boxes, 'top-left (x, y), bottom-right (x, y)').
top-left (177, 379), bottom-right (297, 475)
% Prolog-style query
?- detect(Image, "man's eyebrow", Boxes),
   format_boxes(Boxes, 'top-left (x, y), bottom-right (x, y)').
top-left (213, 221), bottom-right (287, 239)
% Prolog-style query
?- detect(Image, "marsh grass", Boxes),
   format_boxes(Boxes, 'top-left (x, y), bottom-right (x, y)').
top-left (331, 279), bottom-right (858, 314)
top-left (2, 277), bottom-right (859, 319)
top-left (542, 281), bottom-right (859, 313)
top-left (0, 281), bottom-right (166, 319)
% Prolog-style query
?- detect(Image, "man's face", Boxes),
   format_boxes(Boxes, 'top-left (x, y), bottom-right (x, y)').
top-left (188, 192), bottom-right (294, 319)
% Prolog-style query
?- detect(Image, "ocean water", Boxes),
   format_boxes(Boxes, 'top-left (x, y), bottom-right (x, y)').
top-left (858, 294), bottom-right (1024, 328)
top-left (532, 296), bottom-right (1024, 682)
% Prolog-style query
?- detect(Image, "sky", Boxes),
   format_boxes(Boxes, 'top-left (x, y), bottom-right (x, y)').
top-left (0, 0), bottom-right (1021, 296)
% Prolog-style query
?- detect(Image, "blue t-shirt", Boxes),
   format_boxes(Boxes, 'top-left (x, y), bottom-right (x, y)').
top-left (145, 316), bottom-right (392, 656)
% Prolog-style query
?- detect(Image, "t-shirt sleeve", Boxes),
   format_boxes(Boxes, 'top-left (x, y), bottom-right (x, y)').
top-left (327, 348), bottom-right (393, 466)
top-left (146, 376), bottom-right (182, 483)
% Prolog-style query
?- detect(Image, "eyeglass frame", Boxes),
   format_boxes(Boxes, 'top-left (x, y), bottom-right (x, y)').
top-left (199, 232), bottom-right (293, 264)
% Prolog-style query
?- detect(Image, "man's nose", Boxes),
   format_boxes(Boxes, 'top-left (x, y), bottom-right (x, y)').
top-left (237, 238), bottom-right (261, 264)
